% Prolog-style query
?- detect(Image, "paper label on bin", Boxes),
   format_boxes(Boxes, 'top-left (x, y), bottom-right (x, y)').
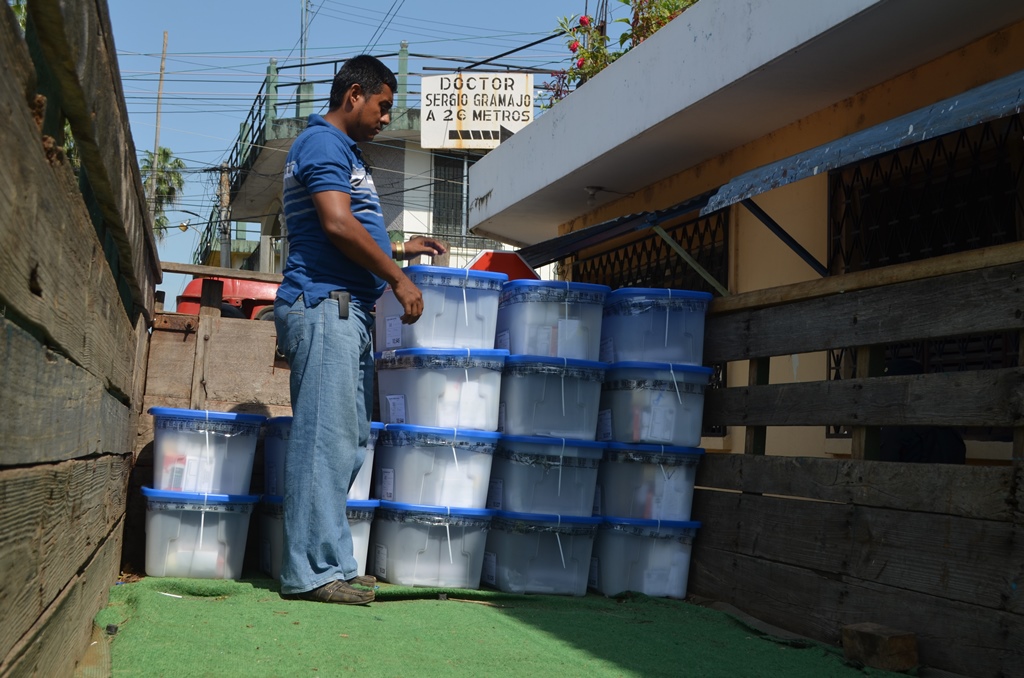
top-left (599, 337), bottom-right (615, 363)
top-left (495, 330), bottom-right (510, 351)
top-left (486, 478), bottom-right (503, 509)
top-left (535, 325), bottom-right (555, 356)
top-left (482, 551), bottom-right (497, 585)
top-left (596, 410), bottom-right (613, 441)
top-left (557, 319), bottom-right (585, 359)
top-left (374, 544), bottom-right (387, 579)
top-left (384, 316), bottom-right (403, 348)
top-left (588, 556), bottom-right (599, 589)
top-left (645, 405), bottom-right (676, 443)
top-left (386, 395), bottom-right (406, 424)
top-left (380, 468), bottom-right (395, 501)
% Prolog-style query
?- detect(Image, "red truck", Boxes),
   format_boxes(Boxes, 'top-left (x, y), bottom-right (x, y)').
top-left (175, 277), bottom-right (280, 320)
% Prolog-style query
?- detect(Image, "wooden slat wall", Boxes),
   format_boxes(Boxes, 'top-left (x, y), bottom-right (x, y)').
top-left (0, 1), bottom-right (156, 673)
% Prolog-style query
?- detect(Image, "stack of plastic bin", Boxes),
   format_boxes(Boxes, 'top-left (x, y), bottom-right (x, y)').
top-left (259, 418), bottom-right (381, 580)
top-left (370, 265), bottom-right (508, 588)
top-left (589, 288), bottom-right (711, 599)
top-left (142, 407), bottom-right (266, 579)
top-left (483, 280), bottom-right (609, 596)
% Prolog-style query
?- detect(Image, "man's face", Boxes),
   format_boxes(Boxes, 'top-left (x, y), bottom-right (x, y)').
top-left (351, 84), bottom-right (394, 142)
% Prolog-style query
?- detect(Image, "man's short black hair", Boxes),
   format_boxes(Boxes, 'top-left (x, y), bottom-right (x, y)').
top-left (329, 55), bottom-right (398, 110)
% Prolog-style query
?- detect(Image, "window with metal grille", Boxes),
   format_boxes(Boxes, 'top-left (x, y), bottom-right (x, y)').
top-left (827, 113), bottom-right (1024, 438)
top-left (568, 210), bottom-right (730, 436)
top-left (431, 151), bottom-right (503, 250)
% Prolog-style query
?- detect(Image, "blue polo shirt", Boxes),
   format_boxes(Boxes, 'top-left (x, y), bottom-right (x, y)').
top-left (277, 114), bottom-right (392, 308)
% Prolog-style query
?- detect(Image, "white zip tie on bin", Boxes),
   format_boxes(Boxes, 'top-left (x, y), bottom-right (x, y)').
top-left (560, 358), bottom-right (567, 417)
top-left (669, 365), bottom-right (683, 405)
top-left (557, 438), bottom-right (565, 497)
top-left (445, 506), bottom-right (454, 564)
top-left (451, 428), bottom-right (460, 473)
top-left (664, 289), bottom-right (671, 348)
top-left (555, 515), bottom-right (566, 569)
top-left (659, 445), bottom-right (672, 481)
top-left (462, 269), bottom-right (470, 326)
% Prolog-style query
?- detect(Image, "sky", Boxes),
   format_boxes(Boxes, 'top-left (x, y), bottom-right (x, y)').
top-left (106, 0), bottom-right (628, 309)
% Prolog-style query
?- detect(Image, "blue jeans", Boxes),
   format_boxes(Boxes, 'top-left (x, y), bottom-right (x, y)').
top-left (274, 294), bottom-right (374, 594)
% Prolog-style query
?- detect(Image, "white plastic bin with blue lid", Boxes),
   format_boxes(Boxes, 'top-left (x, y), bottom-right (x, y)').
top-left (375, 424), bottom-right (500, 508)
top-left (598, 362), bottom-right (713, 448)
top-left (263, 417), bottom-right (380, 500)
top-left (499, 356), bottom-right (606, 440)
top-left (370, 501), bottom-right (494, 588)
top-left (601, 288), bottom-right (713, 364)
top-left (374, 348), bottom-right (508, 431)
top-left (149, 407), bottom-right (266, 495)
top-left (595, 443), bottom-right (704, 521)
top-left (495, 280), bottom-right (610, 361)
top-left (483, 510), bottom-right (602, 596)
top-left (486, 436), bottom-right (604, 517)
top-left (590, 517), bottom-right (701, 599)
top-left (260, 496), bottom-right (378, 580)
top-left (376, 265), bottom-right (508, 350)
top-left (141, 486), bottom-right (259, 579)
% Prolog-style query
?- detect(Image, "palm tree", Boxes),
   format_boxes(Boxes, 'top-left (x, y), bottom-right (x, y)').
top-left (141, 147), bottom-right (187, 240)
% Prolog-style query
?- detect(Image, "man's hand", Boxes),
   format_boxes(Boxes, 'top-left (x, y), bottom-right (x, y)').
top-left (392, 274), bottom-right (424, 324)
top-left (404, 235), bottom-right (447, 259)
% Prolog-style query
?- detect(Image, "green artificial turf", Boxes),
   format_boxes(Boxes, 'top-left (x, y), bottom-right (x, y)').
top-left (95, 576), bottom-right (902, 677)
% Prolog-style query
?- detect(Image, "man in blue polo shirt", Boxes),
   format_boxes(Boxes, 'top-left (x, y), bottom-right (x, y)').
top-left (274, 55), bottom-right (444, 605)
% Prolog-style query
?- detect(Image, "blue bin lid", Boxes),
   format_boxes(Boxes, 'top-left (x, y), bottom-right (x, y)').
top-left (381, 423), bottom-right (501, 443)
top-left (373, 348), bottom-right (510, 360)
top-left (495, 510), bottom-right (602, 525)
top-left (502, 279), bottom-right (609, 294)
top-left (404, 264), bottom-right (508, 284)
top-left (603, 516), bottom-right (701, 530)
top-left (505, 355), bottom-right (606, 371)
top-left (608, 361), bottom-right (714, 376)
top-left (263, 494), bottom-right (283, 505)
top-left (371, 421), bottom-right (384, 431)
top-left (378, 500), bottom-right (494, 518)
top-left (499, 435), bottom-right (606, 450)
top-left (266, 416), bottom-right (293, 427)
top-left (606, 287), bottom-right (713, 303)
top-left (149, 407), bottom-right (267, 425)
top-left (605, 442), bottom-right (704, 456)
top-left (141, 486), bottom-right (260, 503)
top-left (347, 499), bottom-right (380, 509)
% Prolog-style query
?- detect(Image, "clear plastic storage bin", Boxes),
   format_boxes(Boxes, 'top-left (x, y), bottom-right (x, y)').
top-left (600, 288), bottom-right (713, 364)
top-left (260, 496), bottom-right (377, 580)
top-left (499, 356), bottom-right (605, 439)
top-left (150, 407), bottom-right (266, 495)
top-left (483, 510), bottom-right (601, 596)
top-left (375, 348), bottom-right (508, 430)
top-left (142, 486), bottom-right (259, 579)
top-left (595, 443), bottom-right (704, 521)
top-left (376, 266), bottom-right (507, 350)
top-left (486, 436), bottom-right (604, 517)
top-left (264, 418), bottom-right (380, 500)
top-left (374, 424), bottom-right (500, 508)
top-left (598, 362), bottom-right (713, 448)
top-left (590, 518), bottom-right (700, 599)
top-left (370, 501), bottom-right (494, 588)
top-left (495, 280), bottom-right (610, 361)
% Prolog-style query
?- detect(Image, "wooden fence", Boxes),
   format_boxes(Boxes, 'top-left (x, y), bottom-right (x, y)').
top-left (692, 243), bottom-right (1024, 677)
top-left (0, 0), bottom-right (159, 674)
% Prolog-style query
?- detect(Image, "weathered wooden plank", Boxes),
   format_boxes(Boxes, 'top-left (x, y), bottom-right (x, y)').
top-left (0, 455), bottom-right (129, 664)
top-left (0, 23), bottom-right (136, 397)
top-left (144, 321), bottom-right (199, 402)
top-left (1, 517), bottom-right (123, 677)
top-left (704, 367), bottom-right (1024, 428)
top-left (203, 317), bottom-right (292, 408)
top-left (694, 454), bottom-right (1017, 521)
top-left (28, 0), bottom-right (159, 319)
top-left (693, 489), bottom-right (1022, 613)
top-left (706, 261), bottom-right (1024, 363)
top-left (162, 261), bottom-right (283, 284)
top-left (0, 317), bottom-right (133, 465)
top-left (688, 547), bottom-right (1023, 678)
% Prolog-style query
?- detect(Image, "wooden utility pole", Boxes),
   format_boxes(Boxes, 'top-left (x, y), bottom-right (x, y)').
top-left (147, 31), bottom-right (168, 223)
top-left (218, 162), bottom-right (231, 267)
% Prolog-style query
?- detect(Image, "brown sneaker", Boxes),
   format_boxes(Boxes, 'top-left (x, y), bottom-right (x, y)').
top-left (348, 574), bottom-right (376, 588)
top-left (283, 579), bottom-right (375, 605)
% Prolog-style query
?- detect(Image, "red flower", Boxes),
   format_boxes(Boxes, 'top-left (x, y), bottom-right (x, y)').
top-left (569, 40), bottom-right (580, 53)
top-left (577, 57), bottom-right (585, 69)
top-left (579, 15), bottom-right (591, 27)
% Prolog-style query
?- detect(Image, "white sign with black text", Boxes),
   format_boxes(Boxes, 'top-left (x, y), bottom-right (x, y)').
top-left (420, 73), bottom-right (533, 149)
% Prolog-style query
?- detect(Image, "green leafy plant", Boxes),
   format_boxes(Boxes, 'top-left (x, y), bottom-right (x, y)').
top-left (141, 147), bottom-right (187, 240)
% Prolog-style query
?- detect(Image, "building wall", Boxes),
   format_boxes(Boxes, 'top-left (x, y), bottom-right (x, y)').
top-left (574, 19), bottom-right (1024, 460)
top-left (402, 140), bottom-right (432, 238)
